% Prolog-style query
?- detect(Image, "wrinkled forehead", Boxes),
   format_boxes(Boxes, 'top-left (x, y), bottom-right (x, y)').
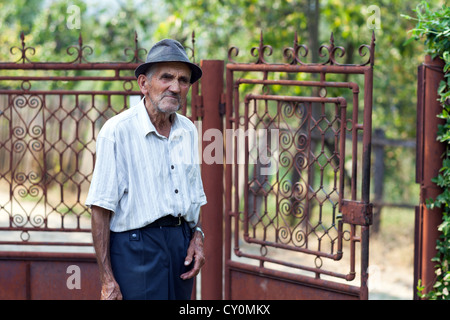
top-left (152, 62), bottom-right (192, 76)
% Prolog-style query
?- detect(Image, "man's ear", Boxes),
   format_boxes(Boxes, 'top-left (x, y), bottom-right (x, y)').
top-left (137, 74), bottom-right (149, 94)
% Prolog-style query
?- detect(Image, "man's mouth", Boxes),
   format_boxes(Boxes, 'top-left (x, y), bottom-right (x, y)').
top-left (162, 94), bottom-right (180, 102)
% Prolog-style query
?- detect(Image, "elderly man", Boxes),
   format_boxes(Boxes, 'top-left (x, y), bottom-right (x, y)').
top-left (85, 39), bottom-right (207, 300)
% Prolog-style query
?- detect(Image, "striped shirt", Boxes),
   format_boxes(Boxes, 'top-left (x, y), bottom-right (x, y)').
top-left (85, 98), bottom-right (207, 232)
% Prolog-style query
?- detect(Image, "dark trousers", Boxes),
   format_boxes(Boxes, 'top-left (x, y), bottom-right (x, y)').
top-left (110, 221), bottom-right (194, 300)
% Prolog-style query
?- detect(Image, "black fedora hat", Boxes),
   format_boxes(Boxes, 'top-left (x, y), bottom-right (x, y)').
top-left (134, 39), bottom-right (202, 84)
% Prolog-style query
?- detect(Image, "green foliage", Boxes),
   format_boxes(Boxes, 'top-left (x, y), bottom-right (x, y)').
top-left (405, 1), bottom-right (450, 300)
top-left (404, 2), bottom-right (450, 61)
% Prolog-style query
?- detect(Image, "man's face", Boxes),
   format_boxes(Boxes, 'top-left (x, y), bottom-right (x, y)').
top-left (144, 62), bottom-right (191, 114)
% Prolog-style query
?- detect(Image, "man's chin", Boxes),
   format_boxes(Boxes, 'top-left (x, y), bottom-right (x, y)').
top-left (157, 104), bottom-right (181, 114)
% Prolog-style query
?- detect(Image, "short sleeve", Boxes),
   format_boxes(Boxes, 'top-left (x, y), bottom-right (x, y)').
top-left (85, 136), bottom-right (120, 212)
top-left (191, 123), bottom-right (207, 205)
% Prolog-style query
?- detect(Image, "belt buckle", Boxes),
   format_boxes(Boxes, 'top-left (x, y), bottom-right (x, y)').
top-left (176, 214), bottom-right (182, 226)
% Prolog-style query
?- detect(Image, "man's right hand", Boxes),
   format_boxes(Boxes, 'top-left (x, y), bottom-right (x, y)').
top-left (101, 279), bottom-right (123, 300)
top-left (91, 205), bottom-right (122, 300)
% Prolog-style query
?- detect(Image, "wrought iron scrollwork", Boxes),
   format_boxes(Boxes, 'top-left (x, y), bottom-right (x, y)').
top-left (318, 33), bottom-right (346, 65)
top-left (67, 33), bottom-right (93, 63)
top-left (10, 32), bottom-right (36, 64)
top-left (358, 31), bottom-right (376, 66)
top-left (228, 30), bottom-right (376, 66)
top-left (184, 31), bottom-right (197, 64)
top-left (227, 46), bottom-right (240, 64)
top-left (250, 31), bottom-right (273, 64)
top-left (124, 31), bottom-right (147, 63)
top-left (283, 32), bottom-right (309, 65)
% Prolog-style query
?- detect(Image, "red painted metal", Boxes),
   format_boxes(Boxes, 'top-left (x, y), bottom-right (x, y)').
top-left (0, 251), bottom-right (100, 300)
top-left (0, 32), bottom-right (148, 299)
top-left (197, 60), bottom-right (225, 300)
top-left (414, 56), bottom-right (445, 298)
top-left (341, 200), bottom-right (373, 226)
top-left (228, 260), bottom-right (359, 300)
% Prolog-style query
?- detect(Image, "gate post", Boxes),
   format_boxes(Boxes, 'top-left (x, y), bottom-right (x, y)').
top-left (198, 60), bottom-right (224, 300)
top-left (415, 56), bottom-right (445, 298)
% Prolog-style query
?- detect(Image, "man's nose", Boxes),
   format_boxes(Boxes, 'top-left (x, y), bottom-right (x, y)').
top-left (168, 80), bottom-right (181, 93)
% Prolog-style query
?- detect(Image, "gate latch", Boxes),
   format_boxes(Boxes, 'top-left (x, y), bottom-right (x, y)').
top-left (340, 200), bottom-right (373, 226)
top-left (193, 94), bottom-right (204, 118)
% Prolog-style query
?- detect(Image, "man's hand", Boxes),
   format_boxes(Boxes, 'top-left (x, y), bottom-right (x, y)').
top-left (100, 278), bottom-right (123, 300)
top-left (91, 205), bottom-right (123, 300)
top-left (180, 231), bottom-right (205, 280)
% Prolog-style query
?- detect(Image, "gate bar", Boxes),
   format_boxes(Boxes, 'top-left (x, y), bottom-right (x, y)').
top-left (0, 62), bottom-right (138, 70)
top-left (415, 56), bottom-right (445, 297)
top-left (227, 260), bottom-right (360, 299)
top-left (227, 63), bottom-right (370, 75)
top-left (198, 60), bottom-right (224, 300)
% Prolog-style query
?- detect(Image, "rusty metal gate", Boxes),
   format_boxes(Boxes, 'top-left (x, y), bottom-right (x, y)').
top-left (0, 32), bottom-right (147, 299)
top-left (0, 30), bottom-right (375, 300)
top-left (0, 32), bottom-right (208, 300)
top-left (224, 32), bottom-right (375, 300)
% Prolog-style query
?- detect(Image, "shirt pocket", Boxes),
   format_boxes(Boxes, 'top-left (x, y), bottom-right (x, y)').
top-left (186, 163), bottom-right (199, 185)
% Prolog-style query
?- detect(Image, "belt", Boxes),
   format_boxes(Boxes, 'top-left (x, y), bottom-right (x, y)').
top-left (148, 215), bottom-right (184, 228)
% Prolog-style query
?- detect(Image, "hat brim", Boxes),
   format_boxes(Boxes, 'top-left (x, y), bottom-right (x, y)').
top-left (134, 61), bottom-right (202, 84)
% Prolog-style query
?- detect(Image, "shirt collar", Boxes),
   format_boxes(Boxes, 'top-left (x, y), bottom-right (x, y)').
top-left (136, 98), bottom-right (188, 138)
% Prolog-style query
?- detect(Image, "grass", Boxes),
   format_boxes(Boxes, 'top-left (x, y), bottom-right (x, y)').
top-left (369, 206), bottom-right (416, 299)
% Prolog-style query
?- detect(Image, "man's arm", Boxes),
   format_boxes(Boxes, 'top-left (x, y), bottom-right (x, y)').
top-left (180, 215), bottom-right (205, 280)
top-left (91, 205), bottom-right (122, 300)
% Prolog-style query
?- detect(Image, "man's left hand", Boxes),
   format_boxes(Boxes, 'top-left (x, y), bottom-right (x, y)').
top-left (180, 231), bottom-right (205, 280)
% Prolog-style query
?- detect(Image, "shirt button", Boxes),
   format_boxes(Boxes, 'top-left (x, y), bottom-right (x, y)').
top-left (175, 189), bottom-right (179, 194)
top-left (171, 165), bottom-right (174, 169)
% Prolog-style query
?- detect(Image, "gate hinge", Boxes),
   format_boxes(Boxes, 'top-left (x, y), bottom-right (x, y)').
top-left (340, 200), bottom-right (373, 226)
top-left (193, 94), bottom-right (204, 118)
top-left (219, 93), bottom-right (226, 116)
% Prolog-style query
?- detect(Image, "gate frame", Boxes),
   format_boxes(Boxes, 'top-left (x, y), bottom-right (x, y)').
top-left (223, 32), bottom-right (375, 300)
top-left (0, 31), bottom-right (223, 300)
top-left (414, 56), bottom-right (446, 299)
top-left (0, 32), bottom-right (142, 299)
top-left (0, 30), bottom-right (379, 300)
